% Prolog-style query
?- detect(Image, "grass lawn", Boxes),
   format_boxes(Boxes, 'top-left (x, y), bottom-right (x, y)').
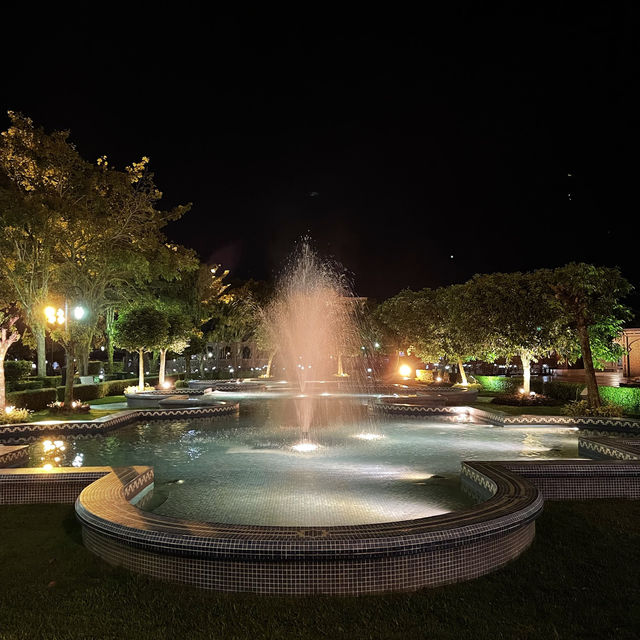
top-left (0, 501), bottom-right (638, 639)
top-left (87, 395), bottom-right (127, 405)
top-left (472, 403), bottom-right (567, 416)
top-left (30, 407), bottom-right (122, 422)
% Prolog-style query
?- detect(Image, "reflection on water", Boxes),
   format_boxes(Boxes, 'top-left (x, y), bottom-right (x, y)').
top-left (27, 396), bottom-right (579, 526)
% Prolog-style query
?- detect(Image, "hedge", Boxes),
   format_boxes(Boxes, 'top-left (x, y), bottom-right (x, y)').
top-left (475, 376), bottom-right (522, 394)
top-left (4, 360), bottom-right (34, 381)
top-left (6, 388), bottom-right (57, 411)
top-left (54, 376), bottom-right (177, 401)
top-left (599, 386), bottom-right (640, 414)
top-left (34, 376), bottom-right (63, 388)
top-left (87, 360), bottom-right (102, 375)
top-left (8, 380), bottom-right (45, 392)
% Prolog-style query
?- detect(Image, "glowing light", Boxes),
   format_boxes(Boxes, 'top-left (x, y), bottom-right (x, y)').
top-left (4, 405), bottom-right (15, 415)
top-left (42, 464), bottom-right (53, 471)
top-left (519, 388), bottom-right (525, 394)
top-left (374, 342), bottom-right (380, 349)
top-left (529, 391), bottom-right (536, 397)
top-left (354, 432), bottom-right (384, 440)
top-left (162, 381), bottom-right (172, 389)
top-left (399, 364), bottom-right (413, 378)
top-left (436, 376), bottom-right (442, 382)
top-left (73, 306), bottom-right (85, 320)
top-left (44, 306), bottom-right (55, 318)
top-left (291, 442), bottom-right (318, 453)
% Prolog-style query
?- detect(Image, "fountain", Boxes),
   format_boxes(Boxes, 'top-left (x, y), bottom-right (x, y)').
top-left (263, 242), bottom-right (372, 442)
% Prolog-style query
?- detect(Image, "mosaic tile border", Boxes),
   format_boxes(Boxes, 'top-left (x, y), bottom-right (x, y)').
top-left (371, 403), bottom-right (640, 433)
top-left (74, 452), bottom-right (640, 593)
top-left (0, 445), bottom-right (28, 468)
top-left (188, 380), bottom-right (267, 392)
top-left (73, 461), bottom-right (543, 593)
top-left (0, 403), bottom-right (239, 444)
top-left (578, 437), bottom-right (640, 461)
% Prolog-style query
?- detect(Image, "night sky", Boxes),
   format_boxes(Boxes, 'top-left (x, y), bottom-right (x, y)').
top-left (1, 6), bottom-right (636, 308)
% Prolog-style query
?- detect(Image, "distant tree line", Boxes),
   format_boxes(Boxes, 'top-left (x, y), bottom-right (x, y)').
top-left (373, 265), bottom-right (633, 408)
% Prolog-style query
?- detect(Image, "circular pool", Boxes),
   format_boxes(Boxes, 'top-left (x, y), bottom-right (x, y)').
top-left (27, 395), bottom-right (579, 527)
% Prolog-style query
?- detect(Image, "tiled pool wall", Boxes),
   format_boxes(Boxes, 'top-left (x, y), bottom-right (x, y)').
top-left (0, 403), bottom-right (240, 444)
top-left (1, 406), bottom-right (639, 594)
top-left (73, 461), bottom-right (543, 594)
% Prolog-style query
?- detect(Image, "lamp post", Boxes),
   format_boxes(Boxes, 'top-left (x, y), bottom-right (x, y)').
top-left (44, 302), bottom-right (86, 405)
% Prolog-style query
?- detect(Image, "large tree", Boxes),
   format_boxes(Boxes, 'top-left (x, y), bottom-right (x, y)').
top-left (549, 263), bottom-right (632, 408)
top-left (113, 306), bottom-right (169, 390)
top-left (462, 271), bottom-right (564, 394)
top-left (0, 112), bottom-right (80, 375)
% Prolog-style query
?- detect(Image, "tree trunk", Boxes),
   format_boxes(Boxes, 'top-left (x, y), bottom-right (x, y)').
top-left (265, 350), bottom-right (276, 378)
top-left (63, 346), bottom-right (76, 405)
top-left (138, 349), bottom-right (145, 390)
top-left (78, 339), bottom-right (90, 377)
top-left (105, 308), bottom-right (115, 372)
top-left (159, 349), bottom-right (167, 386)
top-left (577, 319), bottom-right (601, 408)
top-left (457, 358), bottom-right (468, 386)
top-left (34, 323), bottom-right (47, 377)
top-left (185, 354), bottom-right (192, 378)
top-left (521, 352), bottom-right (531, 395)
top-left (0, 346), bottom-right (7, 411)
top-left (337, 353), bottom-right (343, 376)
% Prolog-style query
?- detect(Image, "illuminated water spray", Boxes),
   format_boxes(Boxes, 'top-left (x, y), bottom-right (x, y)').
top-left (263, 242), bottom-right (374, 444)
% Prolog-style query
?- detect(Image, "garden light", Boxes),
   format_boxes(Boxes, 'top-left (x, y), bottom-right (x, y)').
top-left (399, 364), bottom-right (413, 378)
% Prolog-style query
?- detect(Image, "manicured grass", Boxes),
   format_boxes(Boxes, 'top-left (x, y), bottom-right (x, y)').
top-left (87, 395), bottom-right (127, 405)
top-left (472, 403), bottom-right (567, 416)
top-left (30, 407), bottom-right (121, 421)
top-left (0, 501), bottom-right (638, 639)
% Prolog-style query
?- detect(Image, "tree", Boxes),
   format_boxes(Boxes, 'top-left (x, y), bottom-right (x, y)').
top-left (49, 309), bottom-right (94, 405)
top-left (0, 308), bottom-right (20, 411)
top-left (54, 153), bottom-right (194, 376)
top-left (0, 112), bottom-right (80, 375)
top-left (208, 282), bottom-right (260, 370)
top-left (113, 306), bottom-right (169, 390)
top-left (549, 263), bottom-right (633, 408)
top-left (157, 308), bottom-right (192, 386)
top-left (462, 271), bottom-right (564, 394)
top-left (374, 286), bottom-right (486, 383)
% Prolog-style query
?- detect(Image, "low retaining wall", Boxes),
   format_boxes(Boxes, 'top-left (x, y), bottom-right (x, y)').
top-left (0, 467), bottom-right (111, 504)
top-left (0, 404), bottom-right (240, 444)
top-left (0, 445), bottom-right (29, 468)
top-left (75, 462), bottom-right (542, 594)
top-left (371, 403), bottom-right (640, 434)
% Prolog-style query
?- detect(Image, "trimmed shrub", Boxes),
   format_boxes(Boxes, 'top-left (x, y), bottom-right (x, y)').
top-left (4, 360), bottom-right (34, 381)
top-left (492, 393), bottom-right (560, 407)
top-left (562, 400), bottom-right (624, 418)
top-left (599, 386), bottom-right (640, 414)
top-left (537, 380), bottom-right (585, 402)
top-left (34, 376), bottom-right (63, 389)
top-left (9, 380), bottom-right (45, 391)
top-left (1, 407), bottom-right (32, 424)
top-left (6, 388), bottom-right (58, 411)
top-left (475, 376), bottom-right (523, 394)
top-left (87, 360), bottom-right (102, 375)
top-left (57, 384), bottom-right (104, 402)
top-left (47, 401), bottom-right (91, 415)
top-left (175, 380), bottom-right (188, 389)
top-left (104, 361), bottom-right (124, 374)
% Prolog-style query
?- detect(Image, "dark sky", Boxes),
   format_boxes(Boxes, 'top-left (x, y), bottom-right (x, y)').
top-left (1, 5), bottom-right (636, 307)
